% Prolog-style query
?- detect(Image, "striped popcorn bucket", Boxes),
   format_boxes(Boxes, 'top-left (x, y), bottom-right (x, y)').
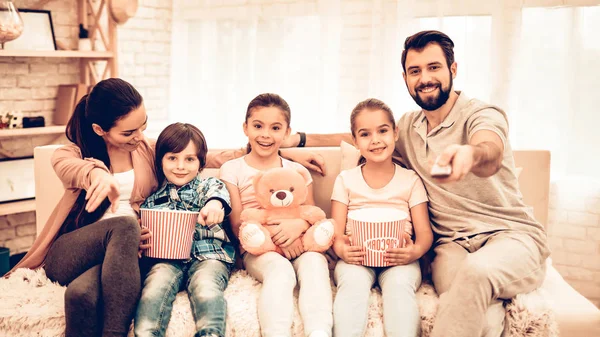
top-left (348, 208), bottom-right (408, 267)
top-left (140, 209), bottom-right (199, 259)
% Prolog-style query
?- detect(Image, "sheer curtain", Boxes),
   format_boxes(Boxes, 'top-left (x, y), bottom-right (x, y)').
top-left (170, 0), bottom-right (599, 180)
top-left (366, 0), bottom-right (600, 180)
top-left (170, 0), bottom-right (342, 149)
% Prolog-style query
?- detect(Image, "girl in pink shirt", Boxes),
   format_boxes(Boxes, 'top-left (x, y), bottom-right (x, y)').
top-left (331, 98), bottom-right (433, 337)
top-left (220, 93), bottom-right (332, 337)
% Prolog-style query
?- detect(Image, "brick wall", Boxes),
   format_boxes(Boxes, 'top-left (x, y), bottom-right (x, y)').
top-left (0, 0), bottom-right (172, 255)
top-left (547, 179), bottom-right (600, 308)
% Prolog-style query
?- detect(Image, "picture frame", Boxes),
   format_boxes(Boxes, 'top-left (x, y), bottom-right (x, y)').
top-left (3, 9), bottom-right (56, 51)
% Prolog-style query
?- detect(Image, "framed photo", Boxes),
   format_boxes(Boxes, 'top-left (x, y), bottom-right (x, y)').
top-left (3, 9), bottom-right (56, 51)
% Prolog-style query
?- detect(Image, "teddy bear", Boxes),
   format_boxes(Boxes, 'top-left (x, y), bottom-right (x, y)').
top-left (239, 167), bottom-right (335, 256)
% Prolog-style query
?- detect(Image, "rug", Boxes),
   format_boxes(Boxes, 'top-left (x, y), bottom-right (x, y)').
top-left (0, 268), bottom-right (558, 337)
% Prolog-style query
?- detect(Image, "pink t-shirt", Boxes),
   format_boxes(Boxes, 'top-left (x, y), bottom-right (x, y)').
top-left (331, 164), bottom-right (428, 236)
top-left (219, 156), bottom-right (313, 211)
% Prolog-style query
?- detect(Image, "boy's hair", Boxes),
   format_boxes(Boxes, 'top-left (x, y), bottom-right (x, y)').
top-left (350, 98), bottom-right (402, 166)
top-left (155, 123), bottom-right (208, 185)
top-left (244, 93), bottom-right (291, 153)
top-left (401, 30), bottom-right (455, 72)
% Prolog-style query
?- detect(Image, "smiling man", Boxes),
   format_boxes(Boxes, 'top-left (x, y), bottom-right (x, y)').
top-left (285, 30), bottom-right (550, 337)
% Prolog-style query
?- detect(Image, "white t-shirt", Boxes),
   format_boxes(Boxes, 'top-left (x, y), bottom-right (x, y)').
top-left (331, 164), bottom-right (428, 236)
top-left (100, 169), bottom-right (137, 220)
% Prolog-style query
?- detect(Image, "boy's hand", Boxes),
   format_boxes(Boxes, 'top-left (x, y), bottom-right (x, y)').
top-left (385, 232), bottom-right (418, 265)
top-left (199, 199), bottom-right (225, 226)
top-left (280, 238), bottom-right (305, 260)
top-left (138, 219), bottom-right (152, 258)
top-left (268, 218), bottom-right (308, 247)
top-left (334, 235), bottom-right (364, 265)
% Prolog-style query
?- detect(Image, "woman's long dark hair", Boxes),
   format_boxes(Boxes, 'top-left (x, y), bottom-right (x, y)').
top-left (155, 123), bottom-right (208, 186)
top-left (61, 78), bottom-right (143, 234)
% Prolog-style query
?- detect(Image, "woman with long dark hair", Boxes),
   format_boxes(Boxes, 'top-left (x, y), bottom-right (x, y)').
top-left (11, 78), bottom-right (154, 336)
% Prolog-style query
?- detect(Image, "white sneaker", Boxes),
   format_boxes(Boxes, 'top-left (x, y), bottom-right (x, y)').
top-left (308, 330), bottom-right (329, 337)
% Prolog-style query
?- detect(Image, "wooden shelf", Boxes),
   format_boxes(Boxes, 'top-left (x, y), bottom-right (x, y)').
top-left (0, 50), bottom-right (114, 59)
top-left (0, 125), bottom-right (66, 139)
top-left (0, 199), bottom-right (35, 216)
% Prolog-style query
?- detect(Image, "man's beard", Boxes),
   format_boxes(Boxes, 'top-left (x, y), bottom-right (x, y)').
top-left (411, 75), bottom-right (452, 111)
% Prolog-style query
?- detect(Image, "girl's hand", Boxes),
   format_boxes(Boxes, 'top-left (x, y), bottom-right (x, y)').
top-left (268, 218), bottom-right (308, 247)
top-left (138, 219), bottom-right (152, 258)
top-left (280, 238), bottom-right (305, 260)
top-left (385, 232), bottom-right (418, 265)
top-left (334, 235), bottom-right (364, 265)
top-left (86, 168), bottom-right (120, 213)
top-left (199, 199), bottom-right (225, 226)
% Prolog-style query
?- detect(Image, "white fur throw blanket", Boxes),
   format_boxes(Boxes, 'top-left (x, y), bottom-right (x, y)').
top-left (0, 268), bottom-right (558, 337)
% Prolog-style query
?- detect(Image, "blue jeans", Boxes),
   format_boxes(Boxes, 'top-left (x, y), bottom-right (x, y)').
top-left (134, 258), bottom-right (231, 337)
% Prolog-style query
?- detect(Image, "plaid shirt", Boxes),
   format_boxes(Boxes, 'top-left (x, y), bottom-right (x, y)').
top-left (141, 175), bottom-right (235, 265)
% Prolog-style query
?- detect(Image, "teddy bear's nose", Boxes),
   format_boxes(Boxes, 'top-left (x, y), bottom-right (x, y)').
top-left (276, 191), bottom-right (287, 200)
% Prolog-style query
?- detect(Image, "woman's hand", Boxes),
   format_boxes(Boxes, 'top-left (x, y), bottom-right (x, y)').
top-left (385, 232), bottom-right (419, 266)
top-left (334, 235), bottom-right (364, 265)
top-left (199, 199), bottom-right (225, 226)
top-left (280, 238), bottom-right (305, 260)
top-left (268, 218), bottom-right (309, 247)
top-left (85, 168), bottom-right (120, 213)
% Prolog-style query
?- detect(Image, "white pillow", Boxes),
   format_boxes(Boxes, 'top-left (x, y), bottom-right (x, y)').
top-left (515, 166), bottom-right (523, 179)
top-left (339, 140), bottom-right (360, 171)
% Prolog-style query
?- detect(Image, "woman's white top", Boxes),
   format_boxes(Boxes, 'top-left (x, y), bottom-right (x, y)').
top-left (100, 169), bottom-right (137, 220)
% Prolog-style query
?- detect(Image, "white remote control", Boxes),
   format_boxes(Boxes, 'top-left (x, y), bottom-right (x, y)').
top-left (431, 161), bottom-right (452, 177)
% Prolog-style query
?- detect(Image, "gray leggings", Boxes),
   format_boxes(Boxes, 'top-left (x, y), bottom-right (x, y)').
top-left (45, 216), bottom-right (142, 337)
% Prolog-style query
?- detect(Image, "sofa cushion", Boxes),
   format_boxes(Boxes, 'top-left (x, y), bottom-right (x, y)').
top-left (0, 267), bottom-right (559, 337)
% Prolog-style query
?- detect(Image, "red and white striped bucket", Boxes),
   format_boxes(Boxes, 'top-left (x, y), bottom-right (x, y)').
top-left (348, 208), bottom-right (408, 267)
top-left (140, 209), bottom-right (199, 259)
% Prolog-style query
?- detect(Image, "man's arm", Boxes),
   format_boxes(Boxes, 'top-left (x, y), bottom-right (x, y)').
top-left (469, 130), bottom-right (504, 177)
top-left (284, 132), bottom-right (353, 148)
top-left (435, 129), bottom-right (504, 182)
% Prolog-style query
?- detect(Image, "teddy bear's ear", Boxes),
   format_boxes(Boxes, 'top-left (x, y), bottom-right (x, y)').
top-left (252, 171), bottom-right (265, 188)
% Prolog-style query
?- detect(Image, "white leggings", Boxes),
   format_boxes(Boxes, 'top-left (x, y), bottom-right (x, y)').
top-left (244, 251), bottom-right (333, 337)
top-left (333, 260), bottom-right (422, 337)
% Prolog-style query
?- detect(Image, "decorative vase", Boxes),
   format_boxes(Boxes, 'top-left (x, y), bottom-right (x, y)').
top-left (0, 1), bottom-right (24, 50)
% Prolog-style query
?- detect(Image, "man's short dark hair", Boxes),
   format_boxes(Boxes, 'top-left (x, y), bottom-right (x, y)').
top-left (401, 30), bottom-right (455, 72)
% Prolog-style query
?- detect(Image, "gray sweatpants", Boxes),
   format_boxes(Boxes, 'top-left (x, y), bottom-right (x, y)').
top-left (45, 216), bottom-right (142, 337)
top-left (430, 231), bottom-right (546, 337)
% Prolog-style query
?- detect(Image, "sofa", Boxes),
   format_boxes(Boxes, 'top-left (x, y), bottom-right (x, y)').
top-left (0, 145), bottom-right (599, 337)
